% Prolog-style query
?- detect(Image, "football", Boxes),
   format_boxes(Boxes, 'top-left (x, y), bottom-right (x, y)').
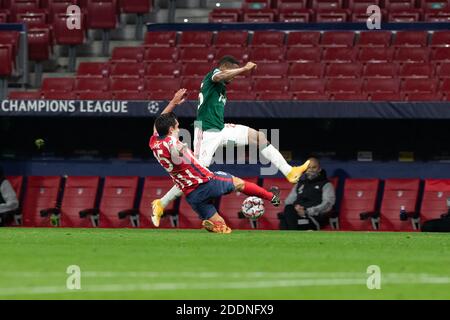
top-left (241, 196), bottom-right (265, 219)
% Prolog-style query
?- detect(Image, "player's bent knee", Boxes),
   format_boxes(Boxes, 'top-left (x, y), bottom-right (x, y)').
top-left (232, 177), bottom-right (245, 191)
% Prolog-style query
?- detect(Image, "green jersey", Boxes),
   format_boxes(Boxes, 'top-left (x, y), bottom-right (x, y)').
top-left (196, 68), bottom-right (227, 131)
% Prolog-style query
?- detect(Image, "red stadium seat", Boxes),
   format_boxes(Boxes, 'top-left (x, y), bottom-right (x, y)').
top-left (364, 78), bottom-right (401, 94)
top-left (181, 62), bottom-right (213, 78)
top-left (179, 47), bottom-right (215, 62)
top-left (0, 44), bottom-right (13, 77)
top-left (53, 13), bottom-right (85, 45)
top-left (6, 176), bottom-right (23, 201)
top-left (379, 179), bottom-right (421, 231)
top-left (250, 31), bottom-right (285, 47)
top-left (358, 47), bottom-right (395, 63)
top-left (215, 31), bottom-right (249, 47)
top-left (388, 9), bottom-right (423, 22)
top-left (217, 177), bottom-right (259, 230)
top-left (42, 77), bottom-right (75, 92)
top-left (325, 63), bottom-right (362, 78)
top-left (110, 62), bottom-right (145, 78)
top-left (144, 46), bottom-right (179, 62)
top-left (257, 92), bottom-right (293, 100)
top-left (392, 31), bottom-right (428, 47)
top-left (286, 47), bottom-right (322, 63)
top-left (320, 31), bottom-right (355, 47)
top-left (348, 0), bottom-right (380, 9)
top-left (114, 91), bottom-right (148, 100)
top-left (111, 47), bottom-right (144, 62)
top-left (431, 47), bottom-right (450, 63)
top-left (180, 77), bottom-right (202, 96)
top-left (77, 91), bottom-right (113, 100)
top-left (9, 0), bottom-right (39, 16)
top-left (338, 178), bottom-right (380, 231)
top-left (178, 31), bottom-right (213, 47)
top-left (288, 62), bottom-right (324, 79)
top-left (227, 91), bottom-right (258, 100)
top-left (322, 47), bottom-right (356, 63)
top-left (77, 62), bottom-right (110, 78)
top-left (0, 12), bottom-right (8, 23)
top-left (248, 47), bottom-right (285, 62)
top-left (290, 78), bottom-right (326, 95)
top-left (430, 30), bottom-right (450, 47)
top-left (252, 62), bottom-right (289, 78)
top-left (215, 47), bottom-right (249, 63)
top-left (144, 31), bottom-right (177, 47)
top-left (311, 0), bottom-right (343, 9)
top-left (242, 0), bottom-right (271, 9)
top-left (420, 179), bottom-right (450, 222)
top-left (356, 31), bottom-right (392, 47)
top-left (227, 77), bottom-right (253, 92)
top-left (401, 78), bottom-right (437, 94)
top-left (279, 9), bottom-right (313, 22)
top-left (277, 0), bottom-right (308, 9)
top-left (75, 77), bottom-right (109, 91)
top-left (286, 31), bottom-right (321, 47)
top-left (145, 77), bottom-right (181, 93)
top-left (42, 91), bottom-right (77, 99)
top-left (27, 27), bottom-right (51, 62)
top-left (47, 1), bottom-right (77, 22)
top-left (110, 77), bottom-right (145, 92)
top-left (22, 176), bottom-right (62, 227)
top-left (209, 10), bottom-right (239, 22)
top-left (437, 63), bottom-right (450, 79)
top-left (139, 177), bottom-right (178, 229)
top-left (98, 176), bottom-right (139, 228)
top-left (120, 0), bottom-right (151, 14)
top-left (243, 9), bottom-right (276, 22)
top-left (326, 78), bottom-right (363, 94)
top-left (425, 9), bottom-right (450, 22)
top-left (146, 62), bottom-right (181, 78)
top-left (60, 176), bottom-right (100, 228)
top-left (394, 47), bottom-right (430, 63)
top-left (8, 90), bottom-right (41, 99)
top-left (86, 0), bottom-right (117, 29)
top-left (370, 92), bottom-right (402, 101)
top-left (178, 196), bottom-right (203, 229)
top-left (351, 8), bottom-right (388, 22)
top-left (294, 92), bottom-right (328, 100)
top-left (0, 31), bottom-right (20, 58)
top-left (16, 12), bottom-right (47, 27)
top-left (316, 9), bottom-right (349, 22)
top-left (254, 78), bottom-right (289, 93)
top-left (403, 92), bottom-right (442, 101)
top-left (421, 0), bottom-right (449, 10)
top-left (399, 63), bottom-right (434, 79)
top-left (384, 0), bottom-right (415, 9)
top-left (331, 92), bottom-right (368, 100)
top-left (363, 63), bottom-right (398, 79)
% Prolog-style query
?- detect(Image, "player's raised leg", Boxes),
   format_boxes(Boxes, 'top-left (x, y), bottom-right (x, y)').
top-left (232, 176), bottom-right (280, 206)
top-left (151, 185), bottom-right (183, 227)
top-left (247, 128), bottom-right (310, 184)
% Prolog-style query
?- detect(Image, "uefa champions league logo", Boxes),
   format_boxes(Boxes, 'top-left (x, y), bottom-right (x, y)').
top-left (147, 101), bottom-right (160, 114)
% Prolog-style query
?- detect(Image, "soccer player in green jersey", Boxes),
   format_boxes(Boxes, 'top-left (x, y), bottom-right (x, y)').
top-left (151, 56), bottom-right (310, 226)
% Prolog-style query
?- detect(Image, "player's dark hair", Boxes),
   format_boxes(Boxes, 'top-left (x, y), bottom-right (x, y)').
top-left (154, 112), bottom-right (177, 136)
top-left (218, 55), bottom-right (240, 67)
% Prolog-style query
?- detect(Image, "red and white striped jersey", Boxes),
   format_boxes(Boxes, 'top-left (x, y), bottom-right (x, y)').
top-left (149, 133), bottom-right (213, 195)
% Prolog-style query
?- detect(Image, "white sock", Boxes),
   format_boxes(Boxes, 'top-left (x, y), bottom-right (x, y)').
top-left (260, 144), bottom-right (292, 176)
top-left (160, 185), bottom-right (183, 208)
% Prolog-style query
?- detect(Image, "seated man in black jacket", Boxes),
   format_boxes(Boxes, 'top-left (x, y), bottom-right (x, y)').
top-left (279, 158), bottom-right (335, 231)
top-left (0, 166), bottom-right (19, 226)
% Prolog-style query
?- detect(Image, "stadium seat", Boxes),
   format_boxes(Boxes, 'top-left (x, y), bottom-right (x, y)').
top-left (110, 62), bottom-right (145, 78)
top-left (326, 78), bottom-right (363, 94)
top-left (403, 92), bottom-right (443, 101)
top-left (180, 77), bottom-right (202, 99)
top-left (420, 179), bottom-right (450, 222)
top-left (363, 63), bottom-right (398, 79)
top-left (379, 179), bottom-right (421, 231)
top-left (0, 12), bottom-right (8, 23)
top-left (286, 47), bottom-right (322, 63)
top-left (0, 31), bottom-right (20, 58)
top-left (392, 31), bottom-right (428, 47)
top-left (53, 13), bottom-right (85, 45)
top-left (144, 47), bottom-right (179, 62)
top-left (243, 9), bottom-right (276, 22)
top-left (311, 0), bottom-right (343, 8)
top-left (114, 91), bottom-right (148, 100)
top-left (178, 196), bottom-right (203, 229)
top-left (356, 31), bottom-right (392, 47)
top-left (326, 63), bottom-right (362, 78)
top-left (248, 47), bottom-right (285, 62)
top-left (286, 31), bottom-right (321, 47)
top-left (8, 90), bottom-right (41, 99)
top-left (139, 177), bottom-right (178, 228)
top-left (322, 47), bottom-right (356, 63)
top-left (27, 27), bottom-right (51, 62)
top-left (75, 77), bottom-right (109, 92)
top-left (60, 176), bottom-right (100, 228)
top-left (364, 78), bottom-right (401, 94)
top-left (111, 47), bottom-right (144, 62)
top-left (288, 62), bottom-right (324, 79)
top-left (399, 63), bottom-right (434, 79)
top-left (215, 47), bottom-right (249, 63)
top-left (6, 176), bottom-right (23, 201)
top-left (209, 9), bottom-right (239, 22)
top-left (179, 47), bottom-right (215, 63)
top-left (254, 78), bottom-right (289, 93)
top-left (181, 62), bottom-right (213, 78)
top-left (358, 47), bottom-right (395, 63)
top-left (77, 62), bottom-right (110, 78)
top-left (425, 9), bottom-right (450, 22)
top-left (250, 31), bottom-right (285, 47)
top-left (0, 45), bottom-right (13, 87)
top-left (86, 0), bottom-right (118, 30)
top-left (259, 177), bottom-right (295, 230)
top-left (144, 31), bottom-right (177, 47)
top-left (217, 177), bottom-right (259, 230)
top-left (277, 0), bottom-right (308, 9)
top-left (78, 91), bottom-right (113, 100)
top-left (348, 0), bottom-right (380, 9)
top-left (42, 91), bottom-right (77, 100)
top-left (384, 0), bottom-right (415, 10)
top-left (98, 176), bottom-right (139, 228)
top-left (436, 63), bottom-right (450, 79)
top-left (145, 77), bottom-right (181, 93)
top-left (338, 178), bottom-right (380, 231)
top-left (22, 176), bottom-right (62, 227)
top-left (316, 9), bottom-right (349, 22)
top-left (401, 78), bottom-right (437, 94)
top-left (227, 77), bottom-right (253, 92)
top-left (178, 31), bottom-right (213, 47)
top-left (430, 30), bottom-right (450, 47)
top-left (42, 77), bottom-right (75, 92)
top-left (47, 0), bottom-right (77, 22)
top-left (252, 62), bottom-right (289, 78)
top-left (16, 12), bottom-right (47, 27)
top-left (421, 0), bottom-right (449, 11)
top-left (215, 31), bottom-right (249, 47)
top-left (227, 91), bottom-right (258, 100)
top-left (431, 47), bottom-right (450, 63)
top-left (388, 9), bottom-right (423, 22)
top-left (441, 79), bottom-right (450, 95)
top-left (320, 31), bottom-right (355, 47)
top-left (370, 92), bottom-right (402, 101)
top-left (9, 0), bottom-right (39, 16)
top-left (257, 92), bottom-right (293, 100)
top-left (146, 62), bottom-right (181, 78)
top-left (290, 78), bottom-right (326, 95)
top-left (331, 92), bottom-right (368, 100)
top-left (394, 47), bottom-right (430, 63)
top-left (278, 8), bottom-right (313, 22)
top-left (110, 77), bottom-right (145, 92)
top-left (119, 0), bottom-right (151, 14)
top-left (242, 0), bottom-right (271, 9)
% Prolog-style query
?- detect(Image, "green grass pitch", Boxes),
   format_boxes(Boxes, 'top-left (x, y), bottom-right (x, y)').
top-left (0, 228), bottom-right (449, 300)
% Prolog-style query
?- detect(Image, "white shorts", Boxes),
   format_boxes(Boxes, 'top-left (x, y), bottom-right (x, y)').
top-left (193, 123), bottom-right (249, 167)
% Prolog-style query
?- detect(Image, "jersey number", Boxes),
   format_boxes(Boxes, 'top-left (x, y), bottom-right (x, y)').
top-left (155, 149), bottom-right (173, 172)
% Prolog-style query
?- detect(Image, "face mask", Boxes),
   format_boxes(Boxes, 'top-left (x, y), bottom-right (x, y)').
top-left (306, 171), bottom-right (319, 180)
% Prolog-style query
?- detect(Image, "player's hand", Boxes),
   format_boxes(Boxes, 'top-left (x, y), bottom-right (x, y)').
top-left (244, 62), bottom-right (257, 71)
top-left (171, 88), bottom-right (187, 106)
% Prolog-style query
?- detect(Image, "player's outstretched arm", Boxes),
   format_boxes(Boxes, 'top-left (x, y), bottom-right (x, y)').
top-left (212, 62), bottom-right (257, 82)
top-left (153, 88), bottom-right (187, 134)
